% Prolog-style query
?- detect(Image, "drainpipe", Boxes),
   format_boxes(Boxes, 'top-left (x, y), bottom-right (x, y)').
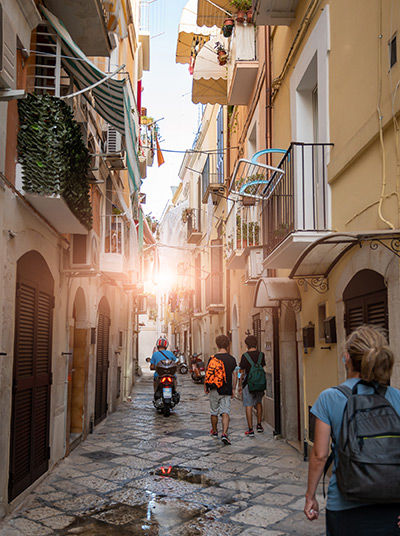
top-left (272, 306), bottom-right (281, 436)
top-left (265, 26), bottom-right (272, 164)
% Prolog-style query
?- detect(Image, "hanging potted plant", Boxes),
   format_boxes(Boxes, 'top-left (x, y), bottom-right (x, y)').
top-left (230, 0), bottom-right (252, 24)
top-left (214, 41), bottom-right (228, 66)
top-left (222, 17), bottom-right (235, 37)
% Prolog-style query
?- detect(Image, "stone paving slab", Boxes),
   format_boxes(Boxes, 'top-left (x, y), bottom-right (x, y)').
top-left (0, 374), bottom-right (325, 535)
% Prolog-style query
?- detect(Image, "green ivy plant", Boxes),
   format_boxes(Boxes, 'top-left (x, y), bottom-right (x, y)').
top-left (18, 93), bottom-right (92, 229)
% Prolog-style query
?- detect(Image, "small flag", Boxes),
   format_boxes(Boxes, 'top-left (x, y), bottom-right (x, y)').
top-left (156, 136), bottom-right (165, 167)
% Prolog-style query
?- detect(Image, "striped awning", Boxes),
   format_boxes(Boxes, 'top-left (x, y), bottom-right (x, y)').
top-left (41, 6), bottom-right (140, 191)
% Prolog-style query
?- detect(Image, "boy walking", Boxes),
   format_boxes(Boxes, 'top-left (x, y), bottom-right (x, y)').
top-left (204, 334), bottom-right (237, 445)
top-left (238, 335), bottom-right (266, 436)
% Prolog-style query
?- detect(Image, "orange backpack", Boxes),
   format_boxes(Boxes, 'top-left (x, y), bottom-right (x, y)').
top-left (205, 355), bottom-right (226, 389)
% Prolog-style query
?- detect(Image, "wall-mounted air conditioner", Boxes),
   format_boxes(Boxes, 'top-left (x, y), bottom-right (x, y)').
top-left (246, 248), bottom-right (263, 282)
top-left (0, 3), bottom-right (17, 89)
top-left (106, 125), bottom-right (123, 154)
top-left (68, 232), bottom-right (100, 271)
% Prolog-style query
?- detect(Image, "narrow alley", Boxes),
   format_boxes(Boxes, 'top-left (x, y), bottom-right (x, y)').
top-left (0, 374), bottom-right (325, 536)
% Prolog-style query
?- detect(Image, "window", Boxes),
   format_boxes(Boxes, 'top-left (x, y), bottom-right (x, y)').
top-left (390, 34), bottom-right (397, 69)
top-left (201, 155), bottom-right (210, 201)
top-left (72, 234), bottom-right (87, 264)
top-left (216, 107), bottom-right (224, 183)
top-left (318, 303), bottom-right (326, 340)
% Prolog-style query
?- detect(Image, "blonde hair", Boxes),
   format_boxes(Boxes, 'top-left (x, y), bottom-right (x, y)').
top-left (345, 325), bottom-right (394, 385)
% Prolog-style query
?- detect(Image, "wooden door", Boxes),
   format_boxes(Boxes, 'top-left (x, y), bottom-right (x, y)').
top-left (94, 300), bottom-right (110, 425)
top-left (9, 252), bottom-right (53, 501)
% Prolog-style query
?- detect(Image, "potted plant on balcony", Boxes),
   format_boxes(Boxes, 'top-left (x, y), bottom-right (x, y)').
top-left (230, 0), bottom-right (252, 24)
top-left (214, 41), bottom-right (228, 66)
top-left (248, 221), bottom-right (260, 245)
top-left (222, 17), bottom-right (235, 37)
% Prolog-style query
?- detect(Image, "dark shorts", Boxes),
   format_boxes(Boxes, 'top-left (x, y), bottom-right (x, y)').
top-left (326, 504), bottom-right (400, 536)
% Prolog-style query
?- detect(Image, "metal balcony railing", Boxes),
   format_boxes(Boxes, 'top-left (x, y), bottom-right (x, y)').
top-left (226, 203), bottom-right (261, 258)
top-left (104, 215), bottom-right (125, 255)
top-left (261, 142), bottom-right (333, 256)
top-left (201, 153), bottom-right (224, 203)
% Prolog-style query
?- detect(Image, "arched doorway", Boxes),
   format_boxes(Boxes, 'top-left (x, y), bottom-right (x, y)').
top-left (343, 269), bottom-right (388, 335)
top-left (95, 297), bottom-right (111, 425)
top-left (67, 288), bottom-right (87, 447)
top-left (9, 251), bottom-right (54, 501)
top-left (231, 304), bottom-right (239, 359)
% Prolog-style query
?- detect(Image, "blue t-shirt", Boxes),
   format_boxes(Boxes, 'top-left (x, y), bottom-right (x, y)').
top-left (150, 350), bottom-right (176, 378)
top-left (311, 377), bottom-right (400, 511)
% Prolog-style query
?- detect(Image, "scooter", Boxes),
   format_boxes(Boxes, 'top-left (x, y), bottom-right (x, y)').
top-left (177, 353), bottom-right (188, 374)
top-left (146, 357), bottom-right (180, 417)
top-left (190, 353), bottom-right (205, 384)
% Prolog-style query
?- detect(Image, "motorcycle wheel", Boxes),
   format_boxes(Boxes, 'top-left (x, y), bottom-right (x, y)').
top-left (163, 407), bottom-right (171, 417)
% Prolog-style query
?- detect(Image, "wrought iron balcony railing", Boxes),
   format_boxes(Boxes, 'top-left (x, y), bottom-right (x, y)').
top-left (186, 208), bottom-right (202, 244)
top-left (261, 142), bottom-right (333, 256)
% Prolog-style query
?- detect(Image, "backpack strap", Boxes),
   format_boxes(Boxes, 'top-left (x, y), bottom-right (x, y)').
top-left (257, 352), bottom-right (263, 366)
top-left (244, 352), bottom-right (255, 368)
top-left (333, 385), bottom-right (352, 398)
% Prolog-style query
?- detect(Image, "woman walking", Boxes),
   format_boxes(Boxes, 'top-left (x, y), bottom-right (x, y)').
top-left (304, 325), bottom-right (400, 535)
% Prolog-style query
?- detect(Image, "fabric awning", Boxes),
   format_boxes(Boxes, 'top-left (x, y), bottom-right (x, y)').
top-left (41, 6), bottom-right (140, 191)
top-left (196, 0), bottom-right (232, 27)
top-left (192, 36), bottom-right (228, 104)
top-left (289, 231), bottom-right (400, 279)
top-left (254, 277), bottom-right (300, 308)
top-left (176, 0), bottom-right (219, 65)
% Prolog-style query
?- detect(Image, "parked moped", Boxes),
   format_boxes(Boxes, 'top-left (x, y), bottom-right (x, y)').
top-left (190, 353), bottom-right (205, 384)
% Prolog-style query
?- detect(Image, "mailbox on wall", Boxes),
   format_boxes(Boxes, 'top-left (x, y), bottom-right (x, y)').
top-left (303, 323), bottom-right (315, 352)
top-left (324, 316), bottom-right (337, 344)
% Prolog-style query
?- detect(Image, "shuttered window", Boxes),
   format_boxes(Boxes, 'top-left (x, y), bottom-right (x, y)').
top-left (95, 303), bottom-right (110, 425)
top-left (10, 253), bottom-right (53, 502)
top-left (344, 270), bottom-right (388, 336)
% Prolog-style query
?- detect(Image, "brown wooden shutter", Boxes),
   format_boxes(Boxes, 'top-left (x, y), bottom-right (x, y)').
top-left (95, 308), bottom-right (110, 425)
top-left (10, 273), bottom-right (53, 501)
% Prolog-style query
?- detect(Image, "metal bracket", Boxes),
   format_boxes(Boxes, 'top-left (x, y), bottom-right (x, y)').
top-left (369, 238), bottom-right (400, 258)
top-left (297, 277), bottom-right (329, 294)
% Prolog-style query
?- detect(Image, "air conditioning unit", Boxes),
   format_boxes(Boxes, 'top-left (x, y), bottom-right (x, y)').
top-left (106, 125), bottom-right (123, 153)
top-left (68, 232), bottom-right (99, 271)
top-left (0, 3), bottom-right (17, 89)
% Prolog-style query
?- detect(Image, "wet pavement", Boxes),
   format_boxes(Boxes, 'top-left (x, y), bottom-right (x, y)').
top-left (0, 374), bottom-right (326, 535)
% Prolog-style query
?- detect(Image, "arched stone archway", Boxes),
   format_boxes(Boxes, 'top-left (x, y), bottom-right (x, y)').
top-left (95, 297), bottom-right (111, 425)
top-left (9, 251), bottom-right (54, 501)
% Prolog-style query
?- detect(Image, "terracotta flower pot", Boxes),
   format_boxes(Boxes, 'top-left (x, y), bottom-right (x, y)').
top-left (222, 24), bottom-right (234, 37)
top-left (236, 10), bottom-right (245, 23)
top-left (246, 8), bottom-right (253, 23)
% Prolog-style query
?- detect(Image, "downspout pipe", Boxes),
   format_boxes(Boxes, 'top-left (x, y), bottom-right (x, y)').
top-left (265, 26), bottom-right (272, 164)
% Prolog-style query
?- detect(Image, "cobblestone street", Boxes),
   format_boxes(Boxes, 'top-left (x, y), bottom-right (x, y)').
top-left (0, 375), bottom-right (325, 535)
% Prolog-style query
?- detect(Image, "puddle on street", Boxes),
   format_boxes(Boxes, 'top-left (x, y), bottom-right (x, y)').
top-left (152, 465), bottom-right (217, 487)
top-left (59, 496), bottom-right (206, 535)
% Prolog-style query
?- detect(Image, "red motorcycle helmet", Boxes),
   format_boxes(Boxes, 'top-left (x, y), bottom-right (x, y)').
top-left (156, 337), bottom-right (168, 349)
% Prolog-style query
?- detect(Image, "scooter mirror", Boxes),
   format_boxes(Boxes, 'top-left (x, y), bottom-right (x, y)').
top-left (145, 357), bottom-right (151, 363)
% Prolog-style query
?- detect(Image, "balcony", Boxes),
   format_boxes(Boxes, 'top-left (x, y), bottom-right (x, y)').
top-left (261, 142), bottom-right (333, 269)
top-left (99, 215), bottom-right (130, 279)
top-left (226, 203), bottom-right (261, 269)
top-left (253, 0), bottom-right (299, 26)
top-left (185, 208), bottom-right (202, 245)
top-left (43, 0), bottom-right (111, 56)
top-left (205, 273), bottom-right (224, 313)
top-left (201, 153), bottom-right (225, 204)
top-left (228, 25), bottom-right (258, 105)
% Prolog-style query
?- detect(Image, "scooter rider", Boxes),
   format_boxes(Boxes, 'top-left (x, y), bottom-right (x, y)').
top-left (150, 337), bottom-right (177, 393)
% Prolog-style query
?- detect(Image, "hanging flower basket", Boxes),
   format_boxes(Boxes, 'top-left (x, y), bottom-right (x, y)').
top-left (236, 10), bottom-right (246, 23)
top-left (222, 18), bottom-right (234, 37)
top-left (217, 49), bottom-right (228, 65)
top-left (246, 8), bottom-right (253, 23)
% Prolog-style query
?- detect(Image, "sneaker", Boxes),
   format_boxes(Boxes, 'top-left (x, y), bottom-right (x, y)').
top-left (221, 434), bottom-right (231, 445)
top-left (210, 429), bottom-right (218, 438)
top-left (256, 423), bottom-right (264, 433)
top-left (245, 428), bottom-right (255, 437)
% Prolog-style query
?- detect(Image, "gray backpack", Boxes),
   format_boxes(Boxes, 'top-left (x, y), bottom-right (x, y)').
top-left (332, 381), bottom-right (400, 503)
